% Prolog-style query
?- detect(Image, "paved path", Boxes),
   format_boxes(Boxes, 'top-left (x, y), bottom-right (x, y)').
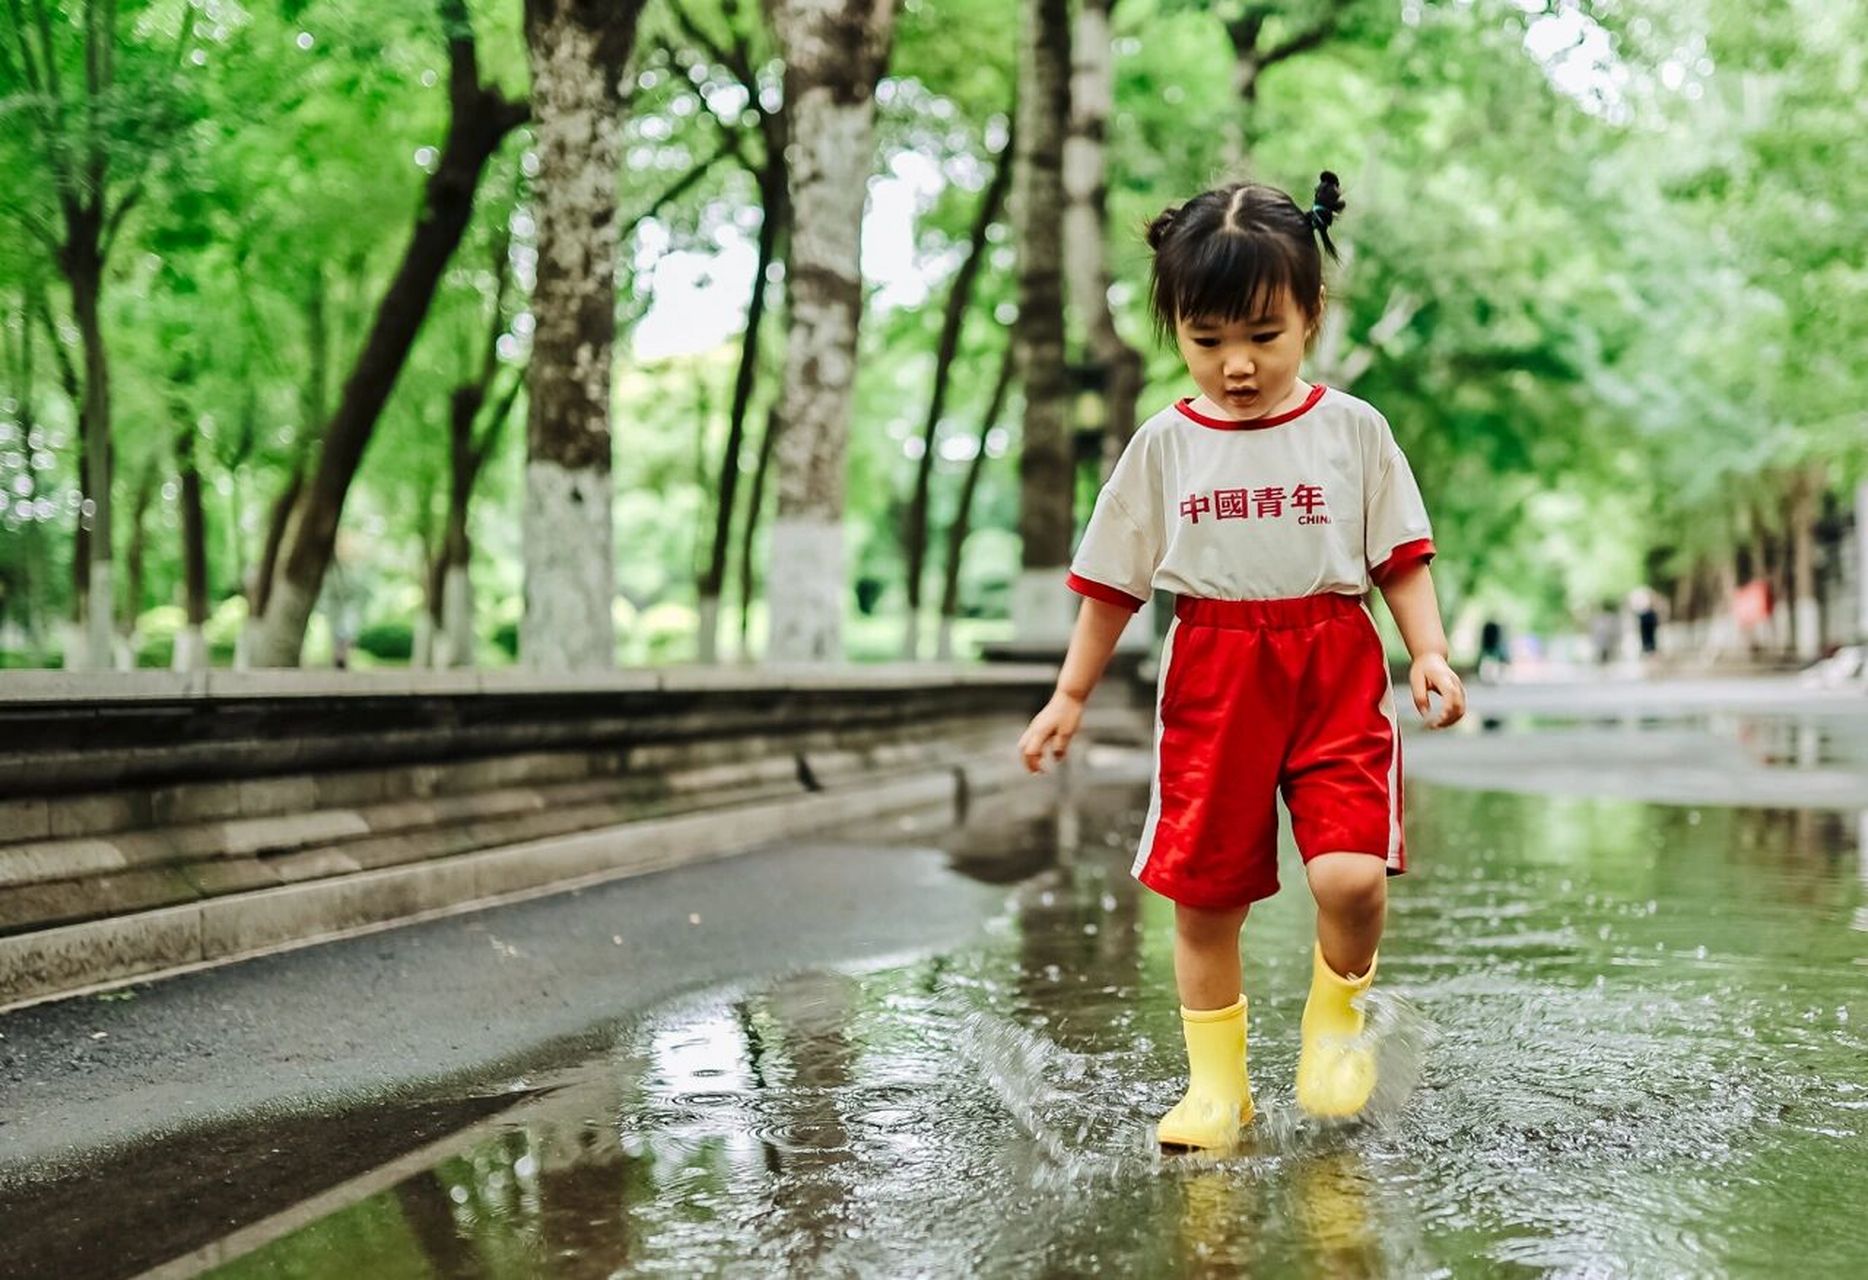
top-left (0, 832), bottom-right (1008, 1177)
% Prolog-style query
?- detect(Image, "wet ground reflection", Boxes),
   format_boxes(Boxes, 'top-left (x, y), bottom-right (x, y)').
top-left (181, 765), bottom-right (1867, 1278)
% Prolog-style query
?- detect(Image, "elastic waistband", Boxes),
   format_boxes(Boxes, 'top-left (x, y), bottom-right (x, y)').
top-left (1174, 592), bottom-right (1364, 630)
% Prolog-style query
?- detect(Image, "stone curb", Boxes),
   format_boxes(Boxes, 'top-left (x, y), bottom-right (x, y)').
top-left (0, 759), bottom-right (1027, 1013)
top-left (0, 663), bottom-right (1060, 704)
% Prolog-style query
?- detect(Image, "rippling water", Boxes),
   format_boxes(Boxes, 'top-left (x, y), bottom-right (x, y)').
top-left (200, 766), bottom-right (1866, 1278)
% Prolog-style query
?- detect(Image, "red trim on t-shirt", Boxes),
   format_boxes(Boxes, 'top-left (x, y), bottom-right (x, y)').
top-left (1371, 537), bottom-right (1436, 587)
top-left (1066, 572), bottom-right (1145, 612)
top-left (1174, 382), bottom-right (1328, 431)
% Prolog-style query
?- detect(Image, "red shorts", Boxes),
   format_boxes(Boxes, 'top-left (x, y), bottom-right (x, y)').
top-left (1133, 592), bottom-right (1405, 910)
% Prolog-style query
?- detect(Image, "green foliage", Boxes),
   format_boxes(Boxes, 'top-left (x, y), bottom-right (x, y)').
top-left (0, 0), bottom-right (1861, 665)
top-left (354, 621), bottom-right (416, 661)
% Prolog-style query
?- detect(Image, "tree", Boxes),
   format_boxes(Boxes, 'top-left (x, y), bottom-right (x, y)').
top-left (899, 117), bottom-right (1011, 658)
top-left (1010, 0), bottom-right (1073, 644)
top-left (248, 0), bottom-right (528, 666)
top-left (1064, 0), bottom-right (1143, 477)
top-left (517, 0), bottom-right (648, 670)
top-left (764, 0), bottom-right (898, 661)
top-left (937, 341), bottom-right (1016, 659)
top-left (661, 0), bottom-right (793, 663)
top-left (1, 0), bottom-right (201, 667)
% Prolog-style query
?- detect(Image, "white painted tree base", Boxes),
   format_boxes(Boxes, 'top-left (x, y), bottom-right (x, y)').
top-left (438, 565), bottom-right (474, 668)
top-left (521, 460), bottom-right (615, 671)
top-left (85, 563), bottom-right (115, 670)
top-left (697, 594), bottom-right (721, 665)
top-left (765, 518), bottom-right (844, 662)
top-left (172, 627), bottom-right (207, 672)
top-left (1794, 598), bottom-right (1821, 662)
top-left (1012, 568), bottom-right (1076, 648)
top-left (248, 577), bottom-right (317, 668)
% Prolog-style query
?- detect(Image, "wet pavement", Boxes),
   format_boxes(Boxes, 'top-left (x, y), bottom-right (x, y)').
top-left (5, 707), bottom-right (1868, 1277)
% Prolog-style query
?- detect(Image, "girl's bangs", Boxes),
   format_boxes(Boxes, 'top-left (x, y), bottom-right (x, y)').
top-left (1167, 232), bottom-right (1303, 329)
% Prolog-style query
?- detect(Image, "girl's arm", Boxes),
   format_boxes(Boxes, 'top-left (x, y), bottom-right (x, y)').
top-left (1017, 596), bottom-right (1134, 772)
top-left (1376, 563), bottom-right (1467, 728)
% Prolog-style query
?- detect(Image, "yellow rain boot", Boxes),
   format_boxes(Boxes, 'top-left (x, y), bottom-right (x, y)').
top-left (1296, 941), bottom-right (1377, 1118)
top-left (1157, 998), bottom-right (1255, 1150)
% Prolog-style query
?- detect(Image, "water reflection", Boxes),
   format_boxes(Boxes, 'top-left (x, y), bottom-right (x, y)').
top-left (173, 773), bottom-right (1868, 1277)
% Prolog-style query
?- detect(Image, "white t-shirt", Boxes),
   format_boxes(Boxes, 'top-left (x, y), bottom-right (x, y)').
top-left (1066, 384), bottom-right (1435, 608)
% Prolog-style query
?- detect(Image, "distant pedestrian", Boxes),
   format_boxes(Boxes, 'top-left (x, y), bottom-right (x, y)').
top-left (1630, 587), bottom-right (1662, 657)
top-left (1590, 602), bottom-right (1621, 667)
top-left (1017, 172), bottom-right (1465, 1152)
top-left (1479, 617), bottom-right (1510, 683)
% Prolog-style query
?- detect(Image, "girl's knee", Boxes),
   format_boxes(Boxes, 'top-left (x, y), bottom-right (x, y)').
top-left (1307, 854), bottom-right (1387, 918)
top-left (1174, 901), bottom-right (1249, 946)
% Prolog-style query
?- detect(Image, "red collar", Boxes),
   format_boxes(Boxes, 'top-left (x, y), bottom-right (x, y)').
top-left (1174, 383), bottom-right (1328, 430)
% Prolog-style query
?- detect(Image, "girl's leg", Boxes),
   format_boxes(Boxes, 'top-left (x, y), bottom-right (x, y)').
top-left (1159, 901), bottom-right (1255, 1150)
top-left (1305, 853), bottom-right (1386, 977)
top-left (1174, 902), bottom-right (1250, 1007)
top-left (1297, 853), bottom-right (1387, 1118)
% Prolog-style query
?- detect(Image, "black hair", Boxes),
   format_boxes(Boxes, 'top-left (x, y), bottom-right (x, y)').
top-left (1145, 172), bottom-right (1345, 342)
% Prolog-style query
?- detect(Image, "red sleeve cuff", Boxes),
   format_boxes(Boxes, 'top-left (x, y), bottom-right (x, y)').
top-left (1066, 572), bottom-right (1146, 612)
top-left (1371, 538), bottom-right (1436, 588)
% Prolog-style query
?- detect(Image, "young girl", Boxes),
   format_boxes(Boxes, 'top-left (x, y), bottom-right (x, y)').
top-left (1016, 173), bottom-right (1466, 1150)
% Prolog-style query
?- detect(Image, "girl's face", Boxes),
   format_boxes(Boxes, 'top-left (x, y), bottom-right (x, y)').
top-left (1174, 289), bottom-right (1318, 419)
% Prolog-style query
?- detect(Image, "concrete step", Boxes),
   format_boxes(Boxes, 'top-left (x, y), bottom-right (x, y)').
top-left (0, 773), bottom-right (814, 937)
top-left (0, 758), bottom-right (1032, 1012)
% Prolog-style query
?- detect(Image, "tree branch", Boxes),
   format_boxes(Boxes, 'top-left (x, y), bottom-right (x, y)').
top-left (101, 182), bottom-right (141, 257)
top-left (620, 140), bottom-right (737, 241)
top-left (30, 0), bottom-right (61, 101)
top-left (438, 0), bottom-right (479, 101)
top-left (3, 0), bottom-right (45, 95)
top-left (29, 285), bottom-right (80, 400)
top-left (667, 0), bottom-right (762, 102)
top-left (471, 362), bottom-right (525, 470)
top-left (0, 195), bottom-right (62, 252)
top-left (1260, 0), bottom-right (1352, 70)
top-left (83, 0), bottom-right (111, 199)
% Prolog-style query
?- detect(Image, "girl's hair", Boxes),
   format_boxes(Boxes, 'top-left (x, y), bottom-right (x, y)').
top-left (1145, 172), bottom-right (1345, 340)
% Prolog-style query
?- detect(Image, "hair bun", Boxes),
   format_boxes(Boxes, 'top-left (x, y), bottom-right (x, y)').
top-left (1145, 205), bottom-right (1181, 251)
top-left (1311, 171), bottom-right (1346, 222)
top-left (1308, 171), bottom-right (1345, 258)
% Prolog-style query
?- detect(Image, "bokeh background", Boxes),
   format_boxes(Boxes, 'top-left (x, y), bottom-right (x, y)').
top-left (0, 0), bottom-right (1861, 672)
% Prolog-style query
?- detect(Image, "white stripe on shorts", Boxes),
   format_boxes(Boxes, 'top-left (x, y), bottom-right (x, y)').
top-left (1359, 602), bottom-right (1404, 869)
top-left (1131, 615), bottom-right (1179, 881)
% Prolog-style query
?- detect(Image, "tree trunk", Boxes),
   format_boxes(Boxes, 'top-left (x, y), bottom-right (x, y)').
top-left (1222, 3), bottom-right (1347, 167)
top-left (901, 121), bottom-right (1012, 659)
top-left (33, 292), bottom-right (90, 636)
top-left (10, 300), bottom-right (49, 658)
top-left (121, 460), bottom-right (158, 651)
top-left (699, 161), bottom-right (788, 664)
top-left (1063, 0), bottom-right (1144, 477)
top-left (249, 3), bottom-right (528, 666)
top-left (66, 219), bottom-right (117, 669)
top-left (1012, 0), bottom-right (1075, 645)
top-left (1788, 465), bottom-right (1822, 661)
top-left (439, 375), bottom-right (520, 668)
top-left (764, 0), bottom-right (897, 662)
top-left (518, 0), bottom-right (643, 671)
top-left (176, 429), bottom-right (209, 671)
top-left (737, 404), bottom-right (784, 660)
top-left (937, 342), bottom-right (1016, 661)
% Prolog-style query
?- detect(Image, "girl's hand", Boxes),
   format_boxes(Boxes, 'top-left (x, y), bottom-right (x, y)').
top-left (1018, 690), bottom-right (1086, 773)
top-left (1410, 654), bottom-right (1466, 729)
